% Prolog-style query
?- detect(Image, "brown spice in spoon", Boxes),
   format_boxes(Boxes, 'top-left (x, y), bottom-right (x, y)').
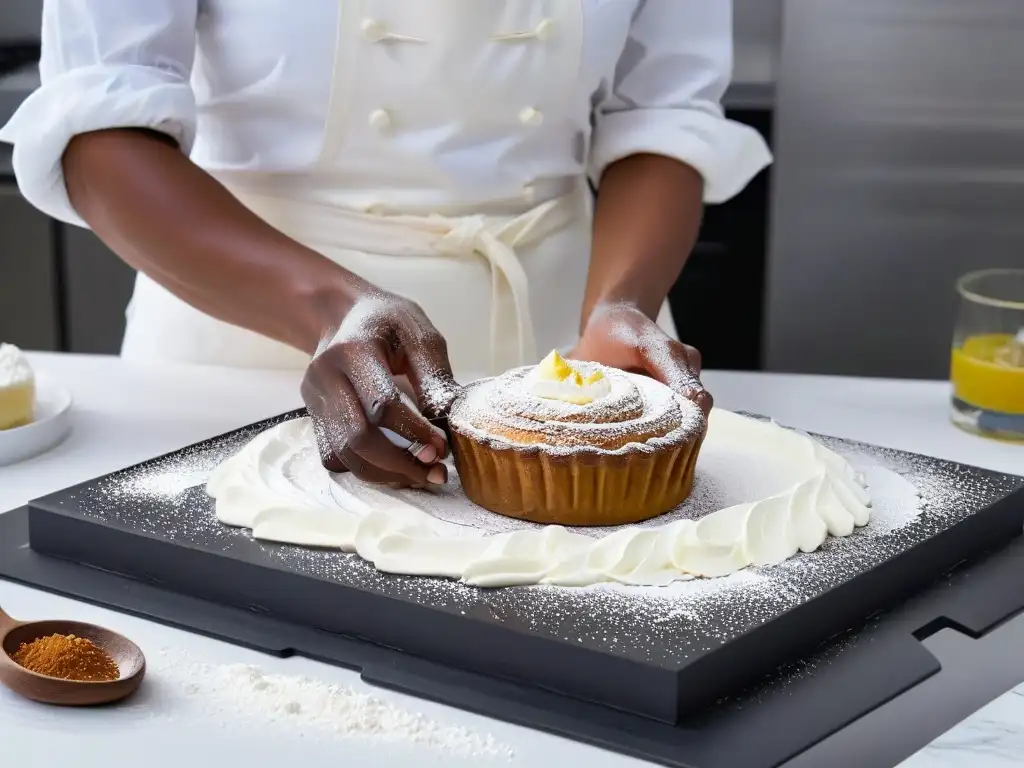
top-left (12, 633), bottom-right (119, 682)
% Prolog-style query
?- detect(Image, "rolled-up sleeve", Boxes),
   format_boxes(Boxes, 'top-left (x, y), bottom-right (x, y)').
top-left (0, 0), bottom-right (198, 225)
top-left (589, 0), bottom-right (772, 204)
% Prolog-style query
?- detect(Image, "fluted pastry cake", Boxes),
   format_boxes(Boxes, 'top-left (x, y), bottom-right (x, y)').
top-left (448, 350), bottom-right (707, 526)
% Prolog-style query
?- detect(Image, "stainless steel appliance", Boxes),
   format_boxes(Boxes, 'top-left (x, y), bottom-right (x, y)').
top-left (0, 0), bottom-right (50, 351)
top-left (0, 0), bottom-right (41, 43)
top-left (767, 0), bottom-right (1024, 379)
top-left (0, 0), bottom-right (135, 355)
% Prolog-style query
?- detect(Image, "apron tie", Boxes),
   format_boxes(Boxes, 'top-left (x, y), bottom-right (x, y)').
top-left (433, 202), bottom-right (562, 372)
top-left (229, 187), bottom-right (580, 374)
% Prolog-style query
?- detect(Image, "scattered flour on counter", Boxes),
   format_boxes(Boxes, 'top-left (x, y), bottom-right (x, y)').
top-left (153, 649), bottom-right (514, 761)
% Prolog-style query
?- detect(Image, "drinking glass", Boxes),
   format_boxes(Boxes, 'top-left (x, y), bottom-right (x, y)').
top-left (950, 269), bottom-right (1024, 442)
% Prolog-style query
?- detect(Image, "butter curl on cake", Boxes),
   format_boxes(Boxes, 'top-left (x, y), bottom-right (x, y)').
top-left (446, 351), bottom-right (708, 525)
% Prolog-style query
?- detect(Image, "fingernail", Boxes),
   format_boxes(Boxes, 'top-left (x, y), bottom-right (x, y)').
top-left (415, 444), bottom-right (438, 463)
top-left (427, 465), bottom-right (446, 485)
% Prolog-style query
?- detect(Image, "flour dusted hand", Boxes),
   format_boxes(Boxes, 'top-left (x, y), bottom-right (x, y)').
top-left (301, 287), bottom-right (460, 487)
top-left (569, 303), bottom-right (712, 418)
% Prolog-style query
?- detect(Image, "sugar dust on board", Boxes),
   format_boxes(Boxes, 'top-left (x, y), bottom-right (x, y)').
top-left (950, 333), bottom-right (1024, 440)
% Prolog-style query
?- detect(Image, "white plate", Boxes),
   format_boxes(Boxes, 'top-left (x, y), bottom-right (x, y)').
top-left (0, 374), bottom-right (73, 466)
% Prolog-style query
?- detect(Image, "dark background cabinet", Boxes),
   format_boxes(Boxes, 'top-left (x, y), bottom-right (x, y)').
top-left (669, 108), bottom-right (773, 371)
top-left (1, 143), bottom-right (136, 355)
top-left (60, 225), bottom-right (136, 354)
top-left (0, 182), bottom-right (61, 351)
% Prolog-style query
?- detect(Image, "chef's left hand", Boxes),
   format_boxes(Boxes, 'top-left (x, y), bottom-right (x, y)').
top-left (567, 302), bottom-right (713, 418)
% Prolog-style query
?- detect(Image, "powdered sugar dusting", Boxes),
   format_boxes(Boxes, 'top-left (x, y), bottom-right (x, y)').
top-left (598, 302), bottom-right (704, 394)
top-left (0, 342), bottom-right (33, 387)
top-left (313, 295), bottom-right (460, 422)
top-left (449, 366), bottom-right (704, 455)
top-left (369, 425), bottom-right (920, 542)
top-left (69, 410), bottom-right (1022, 670)
top-left (151, 648), bottom-right (512, 760)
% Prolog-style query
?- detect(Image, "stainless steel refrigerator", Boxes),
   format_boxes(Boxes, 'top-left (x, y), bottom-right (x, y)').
top-left (767, 0), bottom-right (1024, 379)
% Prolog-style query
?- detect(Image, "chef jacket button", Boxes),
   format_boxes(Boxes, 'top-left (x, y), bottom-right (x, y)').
top-left (519, 107), bottom-right (544, 127)
top-left (361, 18), bottom-right (388, 42)
top-left (535, 18), bottom-right (554, 41)
top-left (522, 184), bottom-right (537, 204)
top-left (368, 108), bottom-right (392, 131)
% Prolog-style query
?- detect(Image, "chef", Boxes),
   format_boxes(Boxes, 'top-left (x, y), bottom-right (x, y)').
top-left (1, 1), bottom-right (771, 488)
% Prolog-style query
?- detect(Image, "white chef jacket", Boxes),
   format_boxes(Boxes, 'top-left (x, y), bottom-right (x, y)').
top-left (0, 0), bottom-right (772, 378)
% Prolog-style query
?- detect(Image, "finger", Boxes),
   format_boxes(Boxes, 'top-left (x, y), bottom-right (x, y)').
top-left (302, 367), bottom-right (351, 473)
top-left (316, 430), bottom-right (430, 488)
top-left (367, 387), bottom-right (446, 464)
top-left (308, 349), bottom-right (445, 485)
top-left (338, 344), bottom-right (447, 462)
top-left (393, 374), bottom-right (418, 402)
top-left (686, 344), bottom-right (703, 375)
top-left (345, 414), bottom-right (449, 486)
top-left (686, 387), bottom-right (714, 419)
top-left (638, 341), bottom-right (713, 418)
top-left (309, 413), bottom-right (348, 474)
top-left (338, 445), bottom-right (423, 486)
top-left (324, 364), bottom-right (447, 486)
top-left (400, 329), bottom-right (461, 420)
top-left (638, 339), bottom-right (702, 389)
top-left (392, 374), bottom-right (453, 458)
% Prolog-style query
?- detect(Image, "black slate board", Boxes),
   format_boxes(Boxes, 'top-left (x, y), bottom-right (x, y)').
top-left (5, 507), bottom-right (1024, 768)
top-left (6, 411), bottom-right (1024, 766)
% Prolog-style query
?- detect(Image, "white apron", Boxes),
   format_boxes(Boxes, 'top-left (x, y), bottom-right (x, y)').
top-left (118, 1), bottom-right (679, 380)
top-left (120, 178), bottom-right (679, 382)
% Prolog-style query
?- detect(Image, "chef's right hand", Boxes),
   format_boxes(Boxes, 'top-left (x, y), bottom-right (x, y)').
top-left (300, 287), bottom-right (461, 488)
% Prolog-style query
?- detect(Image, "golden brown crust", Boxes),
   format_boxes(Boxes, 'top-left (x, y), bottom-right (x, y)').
top-left (466, 413), bottom-right (668, 451)
top-left (448, 368), bottom-right (707, 526)
top-left (451, 427), bottom-right (704, 526)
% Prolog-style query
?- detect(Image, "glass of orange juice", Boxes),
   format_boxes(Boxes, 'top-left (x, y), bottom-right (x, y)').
top-left (950, 268), bottom-right (1024, 442)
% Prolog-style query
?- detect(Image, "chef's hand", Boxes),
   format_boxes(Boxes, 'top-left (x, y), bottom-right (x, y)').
top-left (300, 287), bottom-right (461, 488)
top-left (568, 302), bottom-right (713, 418)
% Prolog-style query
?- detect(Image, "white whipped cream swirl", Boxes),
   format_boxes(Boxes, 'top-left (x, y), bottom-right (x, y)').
top-left (207, 409), bottom-right (872, 588)
top-left (0, 343), bottom-right (33, 388)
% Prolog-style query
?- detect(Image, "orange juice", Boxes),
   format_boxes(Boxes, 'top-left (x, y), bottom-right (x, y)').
top-left (951, 333), bottom-right (1024, 415)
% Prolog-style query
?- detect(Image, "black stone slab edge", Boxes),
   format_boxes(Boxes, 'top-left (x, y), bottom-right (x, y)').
top-left (25, 480), bottom-right (1024, 719)
top-left (5, 507), bottom-right (1024, 768)
top-left (21, 403), bottom-right (1024, 728)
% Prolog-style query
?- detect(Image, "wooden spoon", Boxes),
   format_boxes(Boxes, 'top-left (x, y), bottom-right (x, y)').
top-left (0, 607), bottom-right (145, 706)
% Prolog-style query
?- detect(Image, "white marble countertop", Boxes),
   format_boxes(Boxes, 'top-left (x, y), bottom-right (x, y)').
top-left (1, 353), bottom-right (1021, 767)
top-left (899, 688), bottom-right (1024, 767)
